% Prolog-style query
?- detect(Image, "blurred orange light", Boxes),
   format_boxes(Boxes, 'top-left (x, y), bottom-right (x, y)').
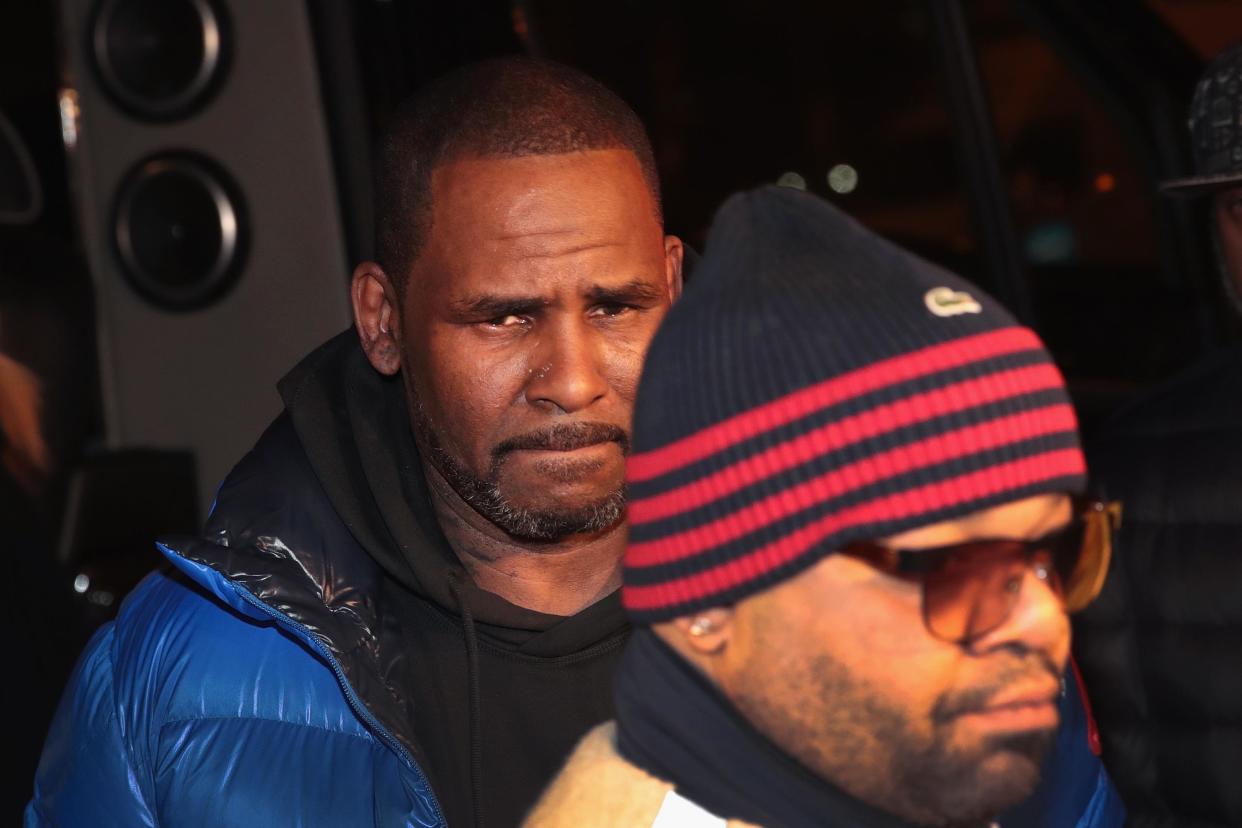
top-left (1094, 172), bottom-right (1116, 193)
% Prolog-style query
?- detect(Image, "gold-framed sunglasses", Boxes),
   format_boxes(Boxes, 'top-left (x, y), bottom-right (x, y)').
top-left (842, 499), bottom-right (1121, 644)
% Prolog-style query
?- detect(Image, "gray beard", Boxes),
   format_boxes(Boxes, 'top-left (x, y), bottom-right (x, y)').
top-left (408, 394), bottom-right (626, 542)
top-left (433, 441), bottom-right (626, 541)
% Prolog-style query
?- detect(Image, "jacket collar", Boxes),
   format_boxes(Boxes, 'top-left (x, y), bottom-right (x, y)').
top-left (158, 412), bottom-right (425, 766)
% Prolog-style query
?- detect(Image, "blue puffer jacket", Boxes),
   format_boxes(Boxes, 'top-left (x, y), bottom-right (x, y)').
top-left (999, 661), bottom-right (1126, 828)
top-left (26, 414), bottom-right (446, 827)
top-left (26, 566), bottom-right (444, 827)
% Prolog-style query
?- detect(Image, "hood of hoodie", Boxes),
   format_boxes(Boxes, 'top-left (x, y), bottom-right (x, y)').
top-left (276, 329), bottom-right (628, 649)
top-left (159, 329), bottom-right (628, 760)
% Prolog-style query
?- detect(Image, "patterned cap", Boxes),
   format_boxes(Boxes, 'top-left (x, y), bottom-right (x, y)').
top-left (621, 186), bottom-right (1085, 622)
top-left (1163, 42), bottom-right (1242, 197)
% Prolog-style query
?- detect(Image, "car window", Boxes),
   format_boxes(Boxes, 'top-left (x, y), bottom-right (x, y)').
top-left (967, 0), bottom-right (1202, 412)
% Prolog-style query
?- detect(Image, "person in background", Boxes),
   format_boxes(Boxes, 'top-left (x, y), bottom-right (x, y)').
top-left (1072, 41), bottom-right (1242, 828)
top-left (2, 106), bottom-right (97, 820)
top-left (527, 185), bottom-right (1125, 828)
top-left (0, 348), bottom-right (48, 495)
top-left (1, 342), bottom-right (62, 822)
top-left (3, 301), bottom-right (95, 821)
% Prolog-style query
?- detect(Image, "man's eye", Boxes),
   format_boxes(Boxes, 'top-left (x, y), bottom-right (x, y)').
top-left (590, 303), bottom-right (631, 318)
top-left (485, 314), bottom-right (526, 328)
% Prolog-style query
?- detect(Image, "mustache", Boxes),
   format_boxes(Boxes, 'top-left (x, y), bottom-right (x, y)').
top-left (931, 652), bottom-right (1063, 723)
top-left (494, 422), bottom-right (630, 456)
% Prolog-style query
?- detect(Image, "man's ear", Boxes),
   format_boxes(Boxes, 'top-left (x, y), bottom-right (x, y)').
top-left (663, 234), bottom-right (684, 303)
top-left (352, 261), bottom-right (402, 376)
top-left (668, 607), bottom-right (733, 656)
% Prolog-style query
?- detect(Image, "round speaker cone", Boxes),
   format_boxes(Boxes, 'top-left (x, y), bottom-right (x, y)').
top-left (113, 154), bottom-right (246, 310)
top-left (91, 0), bottom-right (228, 120)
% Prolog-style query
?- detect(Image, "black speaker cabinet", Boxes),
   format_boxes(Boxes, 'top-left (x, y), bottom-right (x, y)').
top-left (58, 0), bottom-right (353, 509)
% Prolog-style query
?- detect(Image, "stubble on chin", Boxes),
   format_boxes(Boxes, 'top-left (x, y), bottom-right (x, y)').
top-left (728, 648), bottom-right (1057, 828)
top-left (405, 393), bottom-right (626, 542)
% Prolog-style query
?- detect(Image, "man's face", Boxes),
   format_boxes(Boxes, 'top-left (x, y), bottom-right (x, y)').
top-left (400, 150), bottom-right (681, 541)
top-left (1214, 186), bottom-right (1242, 304)
top-left (709, 493), bottom-right (1072, 826)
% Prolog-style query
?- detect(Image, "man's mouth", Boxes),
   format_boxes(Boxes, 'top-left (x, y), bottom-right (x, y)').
top-left (496, 422), bottom-right (629, 455)
top-left (958, 680), bottom-right (1061, 733)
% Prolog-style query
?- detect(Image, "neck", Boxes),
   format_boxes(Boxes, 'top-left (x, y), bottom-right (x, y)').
top-left (421, 460), bottom-right (625, 616)
top-left (615, 631), bottom-right (930, 828)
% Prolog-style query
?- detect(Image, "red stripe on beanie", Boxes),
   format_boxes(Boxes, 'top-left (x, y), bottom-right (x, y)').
top-left (628, 362), bottom-right (1066, 524)
top-left (622, 448), bottom-right (1086, 611)
top-left (627, 403), bottom-right (1080, 568)
top-left (627, 327), bottom-right (1043, 484)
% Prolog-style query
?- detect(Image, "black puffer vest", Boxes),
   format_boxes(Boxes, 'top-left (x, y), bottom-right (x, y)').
top-left (1074, 344), bottom-right (1242, 828)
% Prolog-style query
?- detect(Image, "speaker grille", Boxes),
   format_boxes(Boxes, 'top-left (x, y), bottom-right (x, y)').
top-left (112, 152), bottom-right (247, 311)
top-left (90, 0), bottom-right (229, 120)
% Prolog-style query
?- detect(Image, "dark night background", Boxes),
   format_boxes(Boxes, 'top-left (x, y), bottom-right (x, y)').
top-left (2, 0), bottom-right (1240, 821)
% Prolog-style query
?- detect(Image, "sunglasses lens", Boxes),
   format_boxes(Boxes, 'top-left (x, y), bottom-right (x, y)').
top-left (1056, 502), bottom-right (1116, 612)
top-left (922, 543), bottom-right (1029, 642)
top-left (846, 500), bottom-right (1119, 644)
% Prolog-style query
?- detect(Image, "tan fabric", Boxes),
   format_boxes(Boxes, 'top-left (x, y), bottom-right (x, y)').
top-left (0, 352), bottom-right (47, 493)
top-left (523, 722), bottom-right (761, 828)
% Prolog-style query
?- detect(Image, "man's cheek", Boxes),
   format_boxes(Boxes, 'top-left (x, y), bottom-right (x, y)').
top-left (605, 339), bottom-right (654, 400)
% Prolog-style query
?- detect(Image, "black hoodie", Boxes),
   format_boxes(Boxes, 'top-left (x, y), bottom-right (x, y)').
top-left (275, 330), bottom-right (630, 828)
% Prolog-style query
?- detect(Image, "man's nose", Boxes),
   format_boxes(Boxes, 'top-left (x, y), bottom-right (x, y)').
top-left (971, 567), bottom-right (1071, 664)
top-left (525, 318), bottom-right (608, 414)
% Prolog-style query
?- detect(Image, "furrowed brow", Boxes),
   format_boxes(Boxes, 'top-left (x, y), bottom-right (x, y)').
top-left (585, 280), bottom-right (666, 305)
top-left (448, 294), bottom-right (550, 319)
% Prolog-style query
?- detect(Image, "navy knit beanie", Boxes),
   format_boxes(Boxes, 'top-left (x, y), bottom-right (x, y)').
top-left (622, 186), bottom-right (1085, 622)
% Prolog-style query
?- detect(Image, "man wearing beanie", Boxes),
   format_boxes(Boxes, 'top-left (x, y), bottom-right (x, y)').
top-left (526, 186), bottom-right (1124, 828)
